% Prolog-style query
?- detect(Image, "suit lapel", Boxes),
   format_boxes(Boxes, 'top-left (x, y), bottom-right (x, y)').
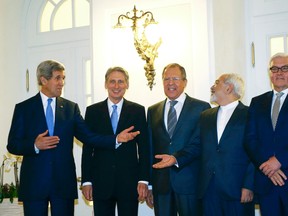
top-left (99, 99), bottom-right (113, 133)
top-left (210, 107), bottom-right (220, 143)
top-left (276, 92), bottom-right (288, 129)
top-left (117, 99), bottom-right (130, 133)
top-left (34, 93), bottom-right (49, 132)
top-left (161, 99), bottom-right (170, 137)
top-left (54, 97), bottom-right (66, 135)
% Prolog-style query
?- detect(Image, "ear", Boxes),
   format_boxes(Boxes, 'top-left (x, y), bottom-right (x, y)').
top-left (226, 83), bottom-right (234, 94)
top-left (40, 76), bottom-right (47, 85)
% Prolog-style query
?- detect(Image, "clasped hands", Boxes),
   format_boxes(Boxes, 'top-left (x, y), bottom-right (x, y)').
top-left (259, 156), bottom-right (287, 186)
top-left (35, 126), bottom-right (140, 150)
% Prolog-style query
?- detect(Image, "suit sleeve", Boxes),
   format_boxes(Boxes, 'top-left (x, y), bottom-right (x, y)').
top-left (135, 107), bottom-right (151, 182)
top-left (7, 104), bottom-right (38, 156)
top-left (244, 99), bottom-right (263, 168)
top-left (81, 108), bottom-right (94, 184)
top-left (73, 104), bottom-right (116, 149)
top-left (174, 102), bottom-right (211, 168)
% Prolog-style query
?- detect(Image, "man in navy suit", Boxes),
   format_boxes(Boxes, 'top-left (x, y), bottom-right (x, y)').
top-left (199, 73), bottom-right (254, 216)
top-left (245, 53), bottom-right (288, 216)
top-left (146, 63), bottom-right (210, 216)
top-left (7, 60), bottom-right (139, 216)
top-left (81, 66), bottom-right (150, 216)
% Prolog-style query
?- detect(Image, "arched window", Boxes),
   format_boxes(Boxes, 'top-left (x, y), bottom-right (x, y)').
top-left (40, 0), bottom-right (90, 32)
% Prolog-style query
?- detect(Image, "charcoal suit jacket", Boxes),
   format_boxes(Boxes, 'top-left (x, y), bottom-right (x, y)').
top-left (81, 98), bottom-right (150, 200)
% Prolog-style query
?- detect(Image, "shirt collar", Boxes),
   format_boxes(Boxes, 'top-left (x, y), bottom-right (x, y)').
top-left (107, 98), bottom-right (124, 109)
top-left (220, 100), bottom-right (239, 111)
top-left (40, 91), bottom-right (56, 104)
top-left (273, 88), bottom-right (288, 97)
top-left (166, 92), bottom-right (186, 105)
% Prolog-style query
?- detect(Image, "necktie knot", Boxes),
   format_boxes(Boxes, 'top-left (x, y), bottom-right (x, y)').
top-left (276, 92), bottom-right (284, 98)
top-left (170, 100), bottom-right (178, 107)
top-left (47, 98), bottom-right (52, 105)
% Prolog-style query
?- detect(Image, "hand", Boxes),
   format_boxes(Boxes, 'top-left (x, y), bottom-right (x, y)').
top-left (269, 169), bottom-right (287, 186)
top-left (145, 189), bottom-right (154, 209)
top-left (116, 126), bottom-right (140, 143)
top-left (137, 183), bottom-right (148, 202)
top-left (240, 188), bottom-right (254, 203)
top-left (82, 185), bottom-right (93, 201)
top-left (152, 154), bottom-right (177, 169)
top-left (35, 130), bottom-right (60, 150)
top-left (259, 156), bottom-right (281, 177)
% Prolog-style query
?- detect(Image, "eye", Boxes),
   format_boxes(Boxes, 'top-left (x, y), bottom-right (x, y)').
top-left (281, 66), bottom-right (288, 72)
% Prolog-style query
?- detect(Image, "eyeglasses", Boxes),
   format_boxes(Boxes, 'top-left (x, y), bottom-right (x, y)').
top-left (270, 65), bottom-right (288, 73)
top-left (163, 77), bottom-right (183, 82)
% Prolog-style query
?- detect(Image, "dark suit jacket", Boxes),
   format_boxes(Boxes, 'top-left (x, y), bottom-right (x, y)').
top-left (147, 94), bottom-right (210, 195)
top-left (245, 91), bottom-right (288, 194)
top-left (7, 93), bottom-right (116, 201)
top-left (199, 102), bottom-right (254, 200)
top-left (81, 98), bottom-right (150, 200)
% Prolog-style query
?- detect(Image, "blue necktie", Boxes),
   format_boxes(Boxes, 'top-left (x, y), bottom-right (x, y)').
top-left (167, 100), bottom-right (178, 138)
top-left (111, 105), bottom-right (118, 134)
top-left (46, 98), bottom-right (54, 136)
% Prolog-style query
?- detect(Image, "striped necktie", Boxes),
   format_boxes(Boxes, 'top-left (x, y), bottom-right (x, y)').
top-left (167, 100), bottom-right (178, 138)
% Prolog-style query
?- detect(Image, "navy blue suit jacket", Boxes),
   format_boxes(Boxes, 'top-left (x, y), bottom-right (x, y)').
top-left (81, 99), bottom-right (150, 200)
top-left (199, 102), bottom-right (254, 200)
top-left (7, 93), bottom-right (116, 201)
top-left (147, 94), bottom-right (210, 195)
top-left (245, 91), bottom-right (288, 195)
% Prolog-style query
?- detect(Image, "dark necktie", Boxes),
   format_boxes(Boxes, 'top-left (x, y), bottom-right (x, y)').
top-left (167, 100), bottom-right (178, 138)
top-left (46, 98), bottom-right (54, 136)
top-left (272, 92), bottom-right (284, 130)
top-left (111, 105), bottom-right (118, 134)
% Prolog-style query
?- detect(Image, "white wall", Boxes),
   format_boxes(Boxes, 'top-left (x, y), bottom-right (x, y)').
top-left (91, 0), bottom-right (212, 108)
top-left (0, 0), bottom-right (25, 184)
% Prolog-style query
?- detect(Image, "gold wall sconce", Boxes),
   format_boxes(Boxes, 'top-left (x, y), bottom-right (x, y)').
top-left (114, 6), bottom-right (162, 90)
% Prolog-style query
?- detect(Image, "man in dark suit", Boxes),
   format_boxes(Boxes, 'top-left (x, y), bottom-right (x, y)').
top-left (81, 66), bottom-right (150, 216)
top-left (245, 53), bottom-right (288, 216)
top-left (6, 60), bottom-right (139, 216)
top-left (146, 63), bottom-right (210, 216)
top-left (199, 73), bottom-right (254, 216)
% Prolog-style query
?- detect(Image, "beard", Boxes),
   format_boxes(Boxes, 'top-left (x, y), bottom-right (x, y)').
top-left (210, 94), bottom-right (219, 106)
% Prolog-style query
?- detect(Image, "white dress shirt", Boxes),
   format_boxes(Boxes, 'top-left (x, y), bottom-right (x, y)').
top-left (217, 100), bottom-right (239, 143)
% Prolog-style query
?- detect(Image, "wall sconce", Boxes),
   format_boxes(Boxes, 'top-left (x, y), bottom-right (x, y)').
top-left (114, 6), bottom-right (162, 90)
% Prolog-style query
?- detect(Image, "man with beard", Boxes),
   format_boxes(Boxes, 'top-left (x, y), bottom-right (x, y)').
top-left (198, 73), bottom-right (254, 216)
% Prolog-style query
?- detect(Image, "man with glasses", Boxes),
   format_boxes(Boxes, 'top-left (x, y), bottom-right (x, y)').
top-left (146, 63), bottom-right (210, 216)
top-left (245, 52), bottom-right (288, 216)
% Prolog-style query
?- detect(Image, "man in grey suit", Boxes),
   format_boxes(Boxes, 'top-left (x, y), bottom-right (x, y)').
top-left (199, 73), bottom-right (254, 216)
top-left (146, 63), bottom-right (210, 216)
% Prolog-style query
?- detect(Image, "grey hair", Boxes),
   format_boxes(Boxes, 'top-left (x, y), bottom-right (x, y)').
top-left (162, 63), bottom-right (187, 81)
top-left (222, 73), bottom-right (245, 100)
top-left (37, 60), bottom-right (65, 85)
top-left (268, 52), bottom-right (288, 71)
top-left (105, 66), bottom-right (129, 86)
